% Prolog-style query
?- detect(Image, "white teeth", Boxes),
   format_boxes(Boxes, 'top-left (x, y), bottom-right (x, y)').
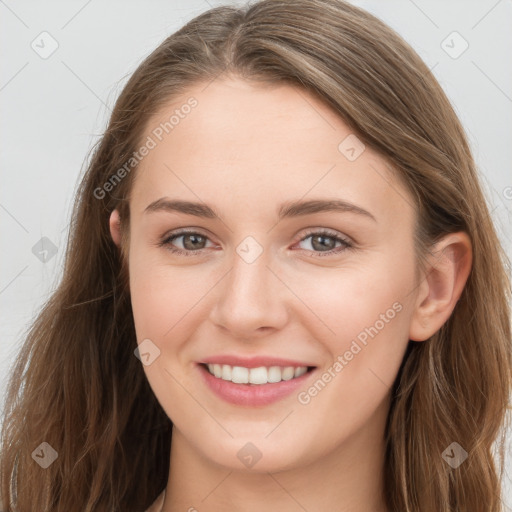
top-left (281, 367), bottom-right (295, 380)
top-left (205, 363), bottom-right (310, 385)
top-left (231, 366), bottom-right (249, 384)
top-left (213, 364), bottom-right (222, 378)
top-left (221, 364), bottom-right (232, 380)
top-left (294, 366), bottom-right (307, 378)
top-left (248, 366), bottom-right (268, 384)
top-left (267, 366), bottom-right (282, 383)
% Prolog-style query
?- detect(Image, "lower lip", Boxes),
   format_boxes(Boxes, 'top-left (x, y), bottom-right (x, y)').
top-left (197, 364), bottom-right (316, 406)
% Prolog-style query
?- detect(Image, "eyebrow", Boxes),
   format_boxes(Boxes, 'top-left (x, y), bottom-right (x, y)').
top-left (144, 198), bottom-right (376, 222)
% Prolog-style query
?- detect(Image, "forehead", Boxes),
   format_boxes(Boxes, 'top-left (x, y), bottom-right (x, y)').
top-left (130, 77), bottom-right (414, 226)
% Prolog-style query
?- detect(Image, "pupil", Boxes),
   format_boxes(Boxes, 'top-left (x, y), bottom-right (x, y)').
top-left (184, 234), bottom-right (204, 250)
top-left (312, 235), bottom-right (334, 251)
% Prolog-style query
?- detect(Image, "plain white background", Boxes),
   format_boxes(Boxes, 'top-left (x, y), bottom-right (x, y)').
top-left (1, 0), bottom-right (511, 507)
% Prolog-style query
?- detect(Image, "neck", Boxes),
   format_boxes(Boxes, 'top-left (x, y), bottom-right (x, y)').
top-left (161, 399), bottom-right (390, 512)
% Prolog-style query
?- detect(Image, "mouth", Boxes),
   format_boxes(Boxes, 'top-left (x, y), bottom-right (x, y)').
top-left (200, 362), bottom-right (316, 385)
top-left (196, 361), bottom-right (318, 406)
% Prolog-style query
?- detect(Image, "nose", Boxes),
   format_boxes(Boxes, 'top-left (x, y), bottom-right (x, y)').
top-left (208, 248), bottom-right (290, 340)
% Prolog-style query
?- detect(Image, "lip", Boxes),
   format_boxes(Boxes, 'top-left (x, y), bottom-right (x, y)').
top-left (197, 362), bottom-right (317, 407)
top-left (200, 354), bottom-right (315, 368)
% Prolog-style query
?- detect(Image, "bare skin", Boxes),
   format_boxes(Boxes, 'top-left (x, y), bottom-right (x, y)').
top-left (109, 77), bottom-right (472, 512)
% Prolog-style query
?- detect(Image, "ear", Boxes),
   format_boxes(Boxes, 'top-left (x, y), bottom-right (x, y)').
top-left (109, 209), bottom-right (122, 247)
top-left (409, 232), bottom-right (472, 342)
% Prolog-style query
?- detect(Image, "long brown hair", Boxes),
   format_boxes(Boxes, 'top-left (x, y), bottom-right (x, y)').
top-left (1, 1), bottom-right (510, 510)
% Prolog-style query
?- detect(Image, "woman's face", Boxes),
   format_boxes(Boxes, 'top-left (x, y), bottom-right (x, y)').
top-left (121, 77), bottom-right (421, 472)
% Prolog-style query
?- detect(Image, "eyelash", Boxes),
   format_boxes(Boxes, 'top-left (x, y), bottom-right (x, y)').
top-left (157, 228), bottom-right (354, 258)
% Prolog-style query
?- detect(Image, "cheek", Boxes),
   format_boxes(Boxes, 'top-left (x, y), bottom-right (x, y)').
top-left (129, 262), bottom-right (200, 340)
top-left (127, 233), bottom-right (204, 330)
top-left (284, 253), bottom-right (415, 346)
top-left (128, 258), bottom-right (212, 421)
top-left (290, 254), bottom-right (414, 411)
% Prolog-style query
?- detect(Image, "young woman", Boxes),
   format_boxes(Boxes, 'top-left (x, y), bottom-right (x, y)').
top-left (1, 0), bottom-right (510, 511)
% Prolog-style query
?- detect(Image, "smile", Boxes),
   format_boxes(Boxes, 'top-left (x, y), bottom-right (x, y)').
top-left (205, 363), bottom-right (311, 385)
top-left (197, 362), bottom-right (317, 406)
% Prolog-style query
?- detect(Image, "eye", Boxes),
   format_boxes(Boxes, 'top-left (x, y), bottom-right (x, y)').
top-left (158, 229), bottom-right (214, 257)
top-left (294, 229), bottom-right (353, 257)
top-left (158, 228), bottom-right (353, 258)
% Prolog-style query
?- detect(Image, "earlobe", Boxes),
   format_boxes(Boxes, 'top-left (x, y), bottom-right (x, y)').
top-left (109, 209), bottom-right (122, 247)
top-left (409, 232), bottom-right (472, 342)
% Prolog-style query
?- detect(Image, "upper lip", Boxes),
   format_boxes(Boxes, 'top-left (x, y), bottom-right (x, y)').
top-left (200, 355), bottom-right (316, 368)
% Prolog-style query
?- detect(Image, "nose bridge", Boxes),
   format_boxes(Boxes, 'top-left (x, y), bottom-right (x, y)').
top-left (209, 239), bottom-right (288, 336)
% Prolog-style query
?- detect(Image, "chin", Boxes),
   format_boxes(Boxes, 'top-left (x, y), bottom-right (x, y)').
top-left (197, 435), bottom-right (310, 474)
